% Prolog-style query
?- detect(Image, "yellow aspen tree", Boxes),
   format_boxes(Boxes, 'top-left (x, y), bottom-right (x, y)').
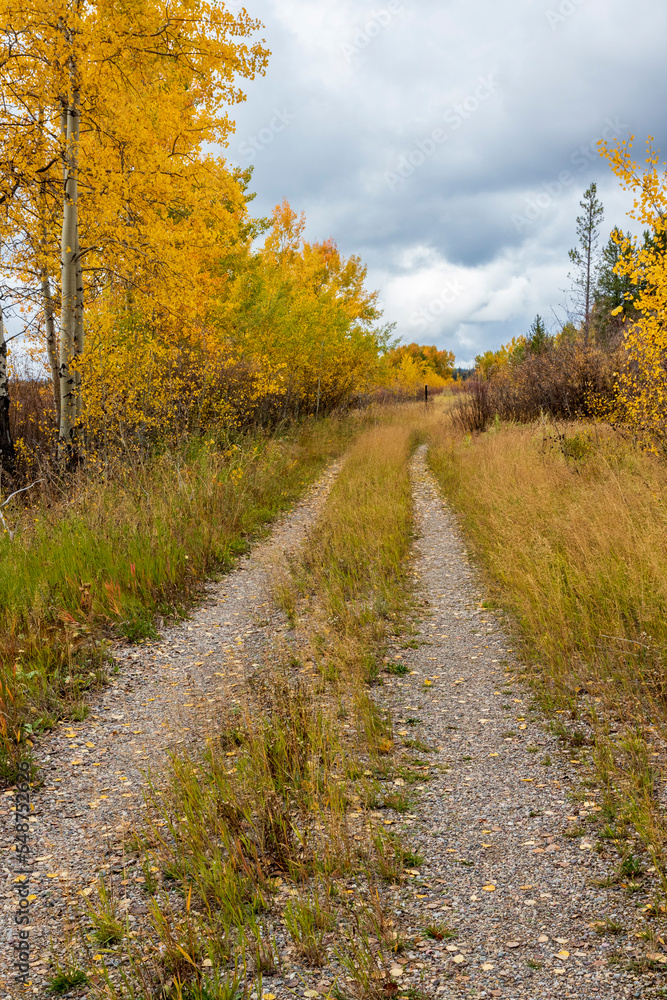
top-left (0, 0), bottom-right (269, 457)
top-left (600, 135), bottom-right (667, 451)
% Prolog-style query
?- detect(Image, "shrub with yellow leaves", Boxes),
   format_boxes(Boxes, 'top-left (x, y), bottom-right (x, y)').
top-left (600, 135), bottom-right (667, 452)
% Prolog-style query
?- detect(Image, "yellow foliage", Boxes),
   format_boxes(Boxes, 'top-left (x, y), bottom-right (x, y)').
top-left (69, 196), bottom-right (390, 452)
top-left (600, 135), bottom-right (667, 451)
top-left (384, 342), bottom-right (454, 392)
top-left (0, 4), bottom-right (391, 457)
top-left (475, 337), bottom-right (526, 380)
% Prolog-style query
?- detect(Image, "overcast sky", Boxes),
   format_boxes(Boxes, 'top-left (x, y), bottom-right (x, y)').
top-left (225, 0), bottom-right (666, 367)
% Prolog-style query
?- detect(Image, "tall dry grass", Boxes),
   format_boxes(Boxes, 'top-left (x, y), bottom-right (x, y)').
top-left (428, 419), bottom-right (667, 871)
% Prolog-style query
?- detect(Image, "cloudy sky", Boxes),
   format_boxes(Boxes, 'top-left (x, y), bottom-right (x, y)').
top-left (225, 0), bottom-right (666, 367)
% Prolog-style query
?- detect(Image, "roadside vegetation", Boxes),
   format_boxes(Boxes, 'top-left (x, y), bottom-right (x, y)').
top-left (429, 420), bottom-right (667, 877)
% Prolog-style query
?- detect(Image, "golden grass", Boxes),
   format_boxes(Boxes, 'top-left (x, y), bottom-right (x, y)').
top-left (428, 419), bottom-right (667, 874)
top-left (292, 422), bottom-right (414, 690)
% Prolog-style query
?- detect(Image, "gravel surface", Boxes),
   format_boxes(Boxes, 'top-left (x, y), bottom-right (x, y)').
top-left (0, 464), bottom-right (341, 998)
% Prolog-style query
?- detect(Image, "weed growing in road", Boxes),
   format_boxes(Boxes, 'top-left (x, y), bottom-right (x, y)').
top-left (46, 966), bottom-right (90, 993)
top-left (87, 876), bottom-right (124, 946)
top-left (424, 923), bottom-right (455, 941)
top-left (283, 893), bottom-right (334, 965)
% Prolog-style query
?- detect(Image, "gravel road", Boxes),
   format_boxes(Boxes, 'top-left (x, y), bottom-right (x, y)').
top-left (0, 443), bottom-right (662, 1000)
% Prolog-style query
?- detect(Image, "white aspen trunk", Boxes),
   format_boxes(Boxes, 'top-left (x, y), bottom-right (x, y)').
top-left (59, 75), bottom-right (80, 455)
top-left (0, 297), bottom-right (15, 473)
top-left (37, 108), bottom-right (60, 425)
top-left (41, 269), bottom-right (60, 425)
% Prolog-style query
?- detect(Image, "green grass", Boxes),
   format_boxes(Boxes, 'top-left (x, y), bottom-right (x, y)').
top-left (385, 662), bottom-right (409, 676)
top-left (47, 967), bottom-right (90, 993)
